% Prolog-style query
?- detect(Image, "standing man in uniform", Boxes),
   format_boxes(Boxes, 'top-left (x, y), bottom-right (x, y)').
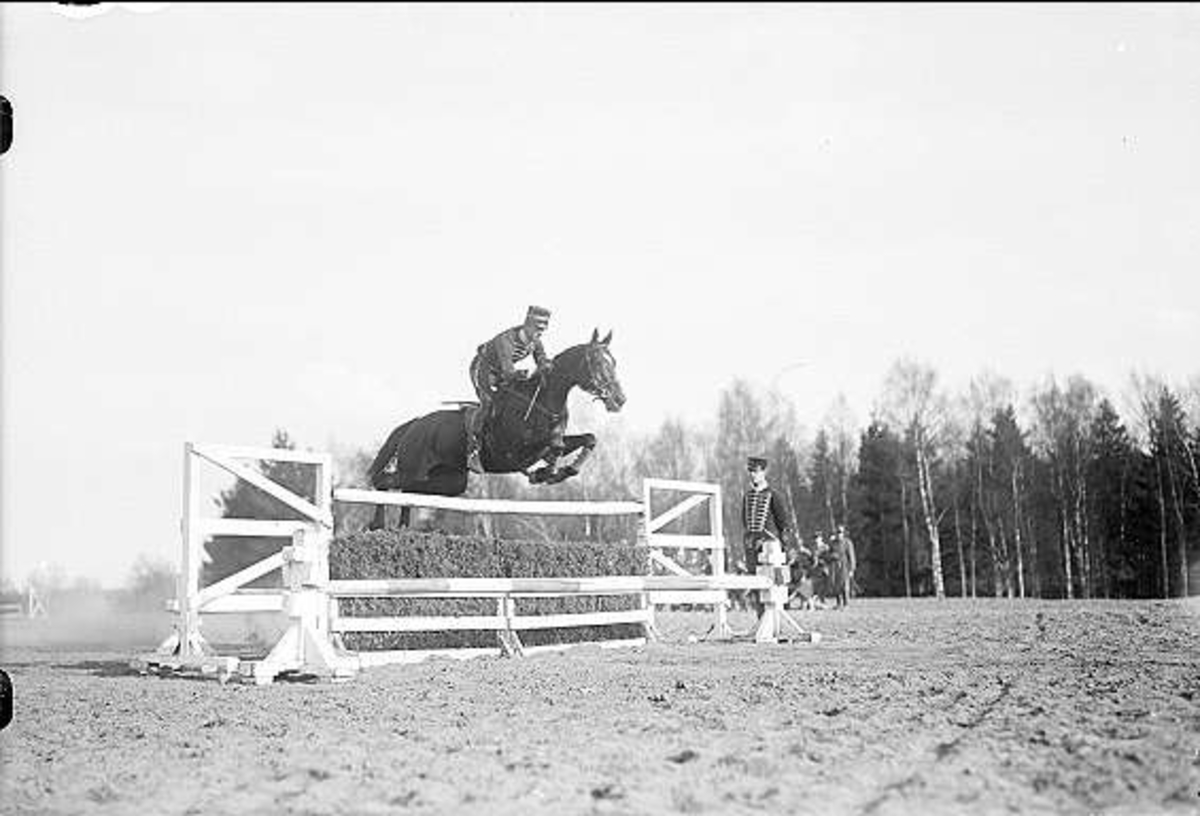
top-left (466, 306), bottom-right (554, 474)
top-left (741, 455), bottom-right (795, 617)
top-left (829, 523), bottom-right (858, 608)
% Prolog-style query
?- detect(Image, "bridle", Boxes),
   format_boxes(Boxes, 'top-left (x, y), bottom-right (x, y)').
top-left (582, 345), bottom-right (619, 405)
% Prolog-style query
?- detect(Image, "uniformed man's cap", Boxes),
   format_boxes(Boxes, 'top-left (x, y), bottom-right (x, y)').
top-left (525, 306), bottom-right (551, 329)
top-left (747, 456), bottom-right (768, 471)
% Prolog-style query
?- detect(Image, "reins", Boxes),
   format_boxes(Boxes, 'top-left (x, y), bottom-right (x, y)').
top-left (497, 343), bottom-right (608, 425)
top-left (498, 376), bottom-right (561, 424)
top-left (523, 378), bottom-right (543, 422)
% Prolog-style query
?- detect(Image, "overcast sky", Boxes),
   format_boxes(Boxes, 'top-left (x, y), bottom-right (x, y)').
top-left (2, 3), bottom-right (1198, 588)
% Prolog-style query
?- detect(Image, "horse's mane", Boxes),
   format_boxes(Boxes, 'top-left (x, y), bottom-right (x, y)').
top-left (498, 343), bottom-right (587, 393)
top-left (554, 341), bottom-right (592, 363)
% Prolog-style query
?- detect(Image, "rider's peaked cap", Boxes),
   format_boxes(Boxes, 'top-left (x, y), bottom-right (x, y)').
top-left (747, 456), bottom-right (768, 470)
top-left (525, 306), bottom-right (551, 327)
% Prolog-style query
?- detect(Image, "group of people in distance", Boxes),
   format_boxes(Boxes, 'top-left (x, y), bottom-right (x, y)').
top-left (741, 455), bottom-right (857, 610)
top-left (468, 306), bottom-right (857, 608)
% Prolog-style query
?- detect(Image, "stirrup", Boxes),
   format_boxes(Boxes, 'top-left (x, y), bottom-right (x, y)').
top-left (466, 449), bottom-right (484, 474)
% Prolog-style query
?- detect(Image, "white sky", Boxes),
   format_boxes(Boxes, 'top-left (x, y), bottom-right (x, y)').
top-left (2, 3), bottom-right (1198, 587)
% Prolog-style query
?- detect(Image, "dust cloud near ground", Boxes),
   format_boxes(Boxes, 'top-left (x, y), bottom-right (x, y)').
top-left (1, 609), bottom-right (168, 653)
top-left (2, 598), bottom-right (1198, 816)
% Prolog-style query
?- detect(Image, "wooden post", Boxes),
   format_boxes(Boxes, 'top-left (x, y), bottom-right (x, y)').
top-left (641, 590), bottom-right (659, 641)
top-left (753, 537), bottom-right (817, 644)
top-left (710, 486), bottom-right (729, 638)
top-left (314, 453), bottom-right (334, 633)
top-left (498, 595), bottom-right (523, 657)
top-left (251, 526), bottom-right (359, 684)
top-left (178, 442), bottom-right (204, 657)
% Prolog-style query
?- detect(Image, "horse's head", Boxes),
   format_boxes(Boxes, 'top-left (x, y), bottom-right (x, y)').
top-left (555, 328), bottom-right (626, 413)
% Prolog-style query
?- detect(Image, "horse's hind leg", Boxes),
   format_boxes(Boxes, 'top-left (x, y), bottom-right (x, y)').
top-left (366, 503), bottom-right (413, 531)
top-left (369, 504), bottom-right (387, 531)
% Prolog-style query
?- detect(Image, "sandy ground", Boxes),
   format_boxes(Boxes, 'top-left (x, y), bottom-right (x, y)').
top-left (2, 597), bottom-right (1199, 816)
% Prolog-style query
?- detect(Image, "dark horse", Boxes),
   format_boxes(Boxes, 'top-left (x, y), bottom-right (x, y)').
top-left (365, 329), bottom-right (626, 529)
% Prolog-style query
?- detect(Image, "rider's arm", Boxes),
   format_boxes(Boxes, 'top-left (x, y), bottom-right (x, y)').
top-left (491, 330), bottom-right (521, 383)
top-left (532, 339), bottom-right (551, 371)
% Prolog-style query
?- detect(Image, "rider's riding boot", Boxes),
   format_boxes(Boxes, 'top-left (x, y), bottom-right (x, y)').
top-left (465, 428), bottom-right (484, 474)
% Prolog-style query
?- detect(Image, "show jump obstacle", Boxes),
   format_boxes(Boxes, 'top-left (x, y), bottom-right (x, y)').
top-left (132, 443), bottom-right (813, 685)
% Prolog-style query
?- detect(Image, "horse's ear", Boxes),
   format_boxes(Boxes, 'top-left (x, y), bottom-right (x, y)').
top-left (602, 330), bottom-right (612, 346)
top-left (591, 328), bottom-right (600, 344)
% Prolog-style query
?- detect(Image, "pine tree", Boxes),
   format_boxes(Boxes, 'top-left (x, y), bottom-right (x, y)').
top-left (991, 405), bottom-right (1032, 597)
top-left (1087, 399), bottom-right (1134, 598)
top-left (1147, 387), bottom-right (1195, 597)
top-left (806, 430), bottom-right (836, 538)
top-left (850, 421), bottom-right (905, 596)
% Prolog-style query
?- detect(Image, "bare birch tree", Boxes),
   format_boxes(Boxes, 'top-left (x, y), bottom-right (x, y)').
top-left (1029, 376), bottom-right (1098, 599)
top-left (880, 359), bottom-right (950, 599)
top-left (822, 393), bottom-right (860, 529)
top-left (966, 372), bottom-right (1015, 596)
top-left (1129, 372), bottom-right (1185, 598)
top-left (941, 399), bottom-right (971, 597)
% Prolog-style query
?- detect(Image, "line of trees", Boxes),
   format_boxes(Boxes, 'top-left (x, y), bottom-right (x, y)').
top-left (206, 361), bottom-right (1199, 600)
top-left (469, 360), bottom-right (1198, 600)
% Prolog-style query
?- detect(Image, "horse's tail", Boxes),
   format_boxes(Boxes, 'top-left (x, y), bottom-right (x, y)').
top-left (367, 419), bottom-right (417, 488)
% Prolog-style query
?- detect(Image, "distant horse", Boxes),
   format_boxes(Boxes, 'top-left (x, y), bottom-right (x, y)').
top-left (365, 329), bottom-right (626, 529)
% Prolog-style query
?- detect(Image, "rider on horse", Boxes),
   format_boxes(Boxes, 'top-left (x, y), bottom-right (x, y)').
top-left (466, 306), bottom-right (554, 474)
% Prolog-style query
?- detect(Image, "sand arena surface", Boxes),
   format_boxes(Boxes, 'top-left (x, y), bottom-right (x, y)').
top-left (2, 598), bottom-right (1199, 815)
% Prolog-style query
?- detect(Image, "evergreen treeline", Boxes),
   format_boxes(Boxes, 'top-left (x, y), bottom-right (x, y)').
top-left (214, 362), bottom-right (1200, 600)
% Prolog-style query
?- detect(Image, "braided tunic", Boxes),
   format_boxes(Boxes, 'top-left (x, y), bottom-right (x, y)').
top-left (743, 486), bottom-right (789, 536)
top-left (743, 488), bottom-right (774, 534)
top-left (741, 485), bottom-right (792, 569)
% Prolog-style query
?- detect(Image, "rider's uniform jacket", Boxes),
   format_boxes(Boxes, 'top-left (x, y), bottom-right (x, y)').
top-left (743, 485), bottom-right (791, 542)
top-left (476, 327), bottom-right (550, 385)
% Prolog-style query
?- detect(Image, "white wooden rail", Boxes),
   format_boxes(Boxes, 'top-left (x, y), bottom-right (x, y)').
top-left (327, 575), bottom-right (770, 597)
top-left (336, 488), bottom-right (642, 516)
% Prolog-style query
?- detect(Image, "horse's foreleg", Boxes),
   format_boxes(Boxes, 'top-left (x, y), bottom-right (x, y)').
top-left (534, 435), bottom-right (595, 485)
top-left (558, 433), bottom-right (596, 477)
top-left (527, 446), bottom-right (564, 484)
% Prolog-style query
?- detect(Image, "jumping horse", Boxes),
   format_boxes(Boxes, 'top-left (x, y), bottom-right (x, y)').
top-left (365, 329), bottom-right (626, 529)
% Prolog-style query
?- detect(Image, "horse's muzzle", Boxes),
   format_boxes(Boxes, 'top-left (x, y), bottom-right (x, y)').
top-left (602, 388), bottom-right (626, 412)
